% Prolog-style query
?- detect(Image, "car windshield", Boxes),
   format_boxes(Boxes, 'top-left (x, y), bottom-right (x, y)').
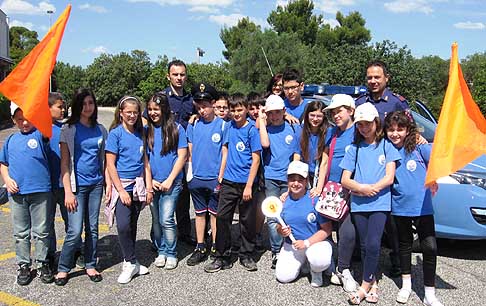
top-left (412, 111), bottom-right (436, 142)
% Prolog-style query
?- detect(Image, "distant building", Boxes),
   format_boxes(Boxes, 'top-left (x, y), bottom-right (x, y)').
top-left (0, 9), bottom-right (12, 81)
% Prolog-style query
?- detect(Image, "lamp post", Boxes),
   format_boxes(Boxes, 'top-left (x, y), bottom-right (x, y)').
top-left (47, 10), bottom-right (53, 92)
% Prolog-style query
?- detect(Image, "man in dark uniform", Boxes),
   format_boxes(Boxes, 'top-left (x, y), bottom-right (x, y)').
top-left (162, 59), bottom-right (196, 245)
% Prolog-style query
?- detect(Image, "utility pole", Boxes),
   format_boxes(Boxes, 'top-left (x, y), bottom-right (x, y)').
top-left (196, 47), bottom-right (205, 64)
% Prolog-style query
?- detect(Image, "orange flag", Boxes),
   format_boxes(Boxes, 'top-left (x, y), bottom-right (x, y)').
top-left (0, 5), bottom-right (71, 138)
top-left (425, 43), bottom-right (486, 186)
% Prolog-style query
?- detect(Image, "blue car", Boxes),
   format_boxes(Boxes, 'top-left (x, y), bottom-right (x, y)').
top-left (303, 84), bottom-right (486, 240)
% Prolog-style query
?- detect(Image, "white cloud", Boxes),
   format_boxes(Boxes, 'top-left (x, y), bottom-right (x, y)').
top-left (314, 0), bottom-right (356, 14)
top-left (384, 0), bottom-right (434, 14)
top-left (208, 13), bottom-right (267, 28)
top-left (188, 6), bottom-right (220, 14)
top-left (453, 21), bottom-right (485, 30)
top-left (126, 0), bottom-right (233, 9)
top-left (8, 19), bottom-right (33, 29)
top-left (275, 0), bottom-right (289, 7)
top-left (323, 18), bottom-right (340, 28)
top-left (83, 46), bottom-right (109, 54)
top-left (0, 0), bottom-right (55, 15)
top-left (79, 3), bottom-right (108, 13)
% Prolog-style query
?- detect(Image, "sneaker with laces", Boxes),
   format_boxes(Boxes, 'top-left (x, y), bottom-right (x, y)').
top-left (423, 296), bottom-right (444, 306)
top-left (165, 257), bottom-right (178, 270)
top-left (38, 263), bottom-right (54, 284)
top-left (209, 246), bottom-right (217, 260)
top-left (310, 271), bottom-right (323, 287)
top-left (341, 269), bottom-right (358, 292)
top-left (154, 255), bottom-right (166, 268)
top-left (187, 248), bottom-right (208, 266)
top-left (204, 258), bottom-right (232, 273)
top-left (271, 252), bottom-right (278, 269)
top-left (239, 257), bottom-right (257, 272)
top-left (135, 261), bottom-right (149, 275)
top-left (117, 261), bottom-right (139, 284)
top-left (17, 265), bottom-right (31, 286)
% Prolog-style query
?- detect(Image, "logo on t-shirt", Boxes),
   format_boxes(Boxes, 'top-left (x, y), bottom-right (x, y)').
top-left (97, 138), bottom-right (103, 148)
top-left (139, 146), bottom-right (144, 155)
top-left (236, 141), bottom-right (245, 152)
top-left (378, 154), bottom-right (386, 165)
top-left (406, 160), bottom-right (417, 172)
top-left (345, 145), bottom-right (351, 153)
top-left (285, 135), bottom-right (293, 145)
top-left (212, 133), bottom-right (221, 143)
top-left (307, 212), bottom-right (316, 223)
top-left (27, 138), bottom-right (38, 149)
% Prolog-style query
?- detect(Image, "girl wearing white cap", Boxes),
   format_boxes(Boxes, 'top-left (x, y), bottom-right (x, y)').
top-left (339, 102), bottom-right (401, 304)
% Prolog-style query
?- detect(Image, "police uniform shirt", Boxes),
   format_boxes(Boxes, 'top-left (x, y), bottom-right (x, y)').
top-left (162, 87), bottom-right (195, 129)
top-left (355, 88), bottom-right (410, 123)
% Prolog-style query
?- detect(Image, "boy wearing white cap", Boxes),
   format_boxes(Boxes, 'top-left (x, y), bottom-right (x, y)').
top-left (275, 160), bottom-right (333, 287)
top-left (258, 94), bottom-right (300, 269)
top-left (0, 104), bottom-right (54, 285)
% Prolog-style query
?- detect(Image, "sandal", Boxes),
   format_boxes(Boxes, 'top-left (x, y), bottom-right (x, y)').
top-left (348, 287), bottom-right (367, 305)
top-left (365, 284), bottom-right (379, 303)
top-left (396, 288), bottom-right (412, 304)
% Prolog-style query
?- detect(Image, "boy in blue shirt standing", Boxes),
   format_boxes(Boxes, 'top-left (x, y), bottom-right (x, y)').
top-left (204, 94), bottom-right (262, 273)
top-left (0, 104), bottom-right (54, 285)
top-left (186, 83), bottom-right (227, 266)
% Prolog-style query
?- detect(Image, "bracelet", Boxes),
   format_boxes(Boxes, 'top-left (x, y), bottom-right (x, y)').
top-left (146, 190), bottom-right (154, 193)
top-left (304, 239), bottom-right (310, 248)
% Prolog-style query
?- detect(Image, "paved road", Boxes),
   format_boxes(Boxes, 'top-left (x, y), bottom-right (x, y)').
top-left (0, 108), bottom-right (485, 305)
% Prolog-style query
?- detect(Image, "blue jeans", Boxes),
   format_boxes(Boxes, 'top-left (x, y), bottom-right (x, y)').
top-left (48, 188), bottom-right (69, 257)
top-left (58, 183), bottom-right (103, 272)
top-left (10, 192), bottom-right (52, 267)
top-left (265, 179), bottom-right (288, 254)
top-left (150, 181), bottom-right (182, 258)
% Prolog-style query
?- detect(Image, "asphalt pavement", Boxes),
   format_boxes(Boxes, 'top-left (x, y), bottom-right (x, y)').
top-left (0, 107), bottom-right (485, 306)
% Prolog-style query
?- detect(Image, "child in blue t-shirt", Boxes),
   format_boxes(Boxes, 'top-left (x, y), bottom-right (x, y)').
top-left (204, 94), bottom-right (262, 273)
top-left (258, 94), bottom-right (300, 268)
top-left (385, 111), bottom-right (442, 306)
top-left (145, 92), bottom-right (187, 270)
top-left (0, 105), bottom-right (53, 285)
top-left (105, 96), bottom-right (153, 284)
top-left (339, 102), bottom-right (401, 304)
top-left (186, 83), bottom-right (226, 266)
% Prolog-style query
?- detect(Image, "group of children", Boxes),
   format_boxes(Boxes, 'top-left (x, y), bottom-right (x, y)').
top-left (0, 75), bottom-right (442, 305)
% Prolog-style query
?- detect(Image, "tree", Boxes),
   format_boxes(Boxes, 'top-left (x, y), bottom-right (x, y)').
top-left (267, 0), bottom-right (322, 46)
top-left (138, 55), bottom-right (170, 101)
top-left (316, 11), bottom-right (371, 49)
top-left (9, 26), bottom-right (39, 66)
top-left (220, 17), bottom-right (261, 61)
top-left (462, 52), bottom-right (486, 115)
top-left (53, 61), bottom-right (86, 101)
top-left (186, 62), bottom-right (232, 93)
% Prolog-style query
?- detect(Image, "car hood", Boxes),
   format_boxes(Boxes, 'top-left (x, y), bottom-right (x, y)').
top-left (459, 154), bottom-right (486, 178)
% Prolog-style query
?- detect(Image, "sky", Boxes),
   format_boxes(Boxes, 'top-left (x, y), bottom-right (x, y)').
top-left (1, 0), bottom-right (485, 67)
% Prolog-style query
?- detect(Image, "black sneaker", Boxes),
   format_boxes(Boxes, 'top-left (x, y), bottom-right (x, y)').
top-left (209, 246), bottom-right (217, 260)
top-left (271, 252), bottom-right (278, 270)
top-left (239, 257), bottom-right (258, 272)
top-left (204, 258), bottom-right (233, 273)
top-left (17, 265), bottom-right (32, 286)
top-left (38, 263), bottom-right (54, 284)
top-left (75, 251), bottom-right (85, 269)
top-left (187, 248), bottom-right (208, 266)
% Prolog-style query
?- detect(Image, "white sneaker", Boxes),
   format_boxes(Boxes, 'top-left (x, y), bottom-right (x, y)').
top-left (154, 255), bottom-right (166, 268)
top-left (341, 269), bottom-right (358, 293)
top-left (165, 257), bottom-right (178, 270)
top-left (136, 261), bottom-right (149, 275)
top-left (117, 261), bottom-right (139, 284)
top-left (423, 296), bottom-right (444, 306)
top-left (330, 272), bottom-right (341, 285)
top-left (310, 271), bottom-right (323, 287)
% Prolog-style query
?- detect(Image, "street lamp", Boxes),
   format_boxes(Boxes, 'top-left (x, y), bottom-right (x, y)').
top-left (47, 10), bottom-right (53, 92)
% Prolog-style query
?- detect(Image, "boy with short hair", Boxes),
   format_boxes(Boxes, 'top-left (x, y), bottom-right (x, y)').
top-left (282, 68), bottom-right (311, 122)
top-left (204, 93), bottom-right (262, 273)
top-left (0, 104), bottom-right (54, 285)
top-left (214, 92), bottom-right (232, 122)
top-left (247, 92), bottom-right (265, 125)
top-left (258, 94), bottom-right (301, 269)
top-left (186, 83), bottom-right (227, 266)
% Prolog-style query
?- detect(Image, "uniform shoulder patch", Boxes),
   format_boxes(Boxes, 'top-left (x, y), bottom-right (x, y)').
top-left (392, 92), bottom-right (406, 102)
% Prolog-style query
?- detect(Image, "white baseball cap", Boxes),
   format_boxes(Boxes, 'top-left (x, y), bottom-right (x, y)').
top-left (265, 94), bottom-right (285, 112)
top-left (325, 94), bottom-right (355, 111)
top-left (354, 102), bottom-right (379, 123)
top-left (10, 102), bottom-right (20, 116)
top-left (287, 160), bottom-right (309, 178)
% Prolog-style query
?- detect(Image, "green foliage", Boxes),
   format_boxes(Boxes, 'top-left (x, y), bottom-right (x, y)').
top-left (267, 0), bottom-right (322, 46)
top-left (316, 11), bottom-right (371, 49)
top-left (186, 62), bottom-right (232, 93)
top-left (53, 61), bottom-right (86, 102)
top-left (220, 17), bottom-right (261, 61)
top-left (0, 95), bottom-right (11, 124)
top-left (9, 26), bottom-right (39, 66)
top-left (138, 55), bottom-right (170, 101)
top-left (462, 52), bottom-right (486, 115)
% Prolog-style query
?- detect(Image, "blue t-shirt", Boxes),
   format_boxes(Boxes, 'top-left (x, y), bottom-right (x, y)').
top-left (293, 133), bottom-right (320, 175)
top-left (0, 129), bottom-right (51, 195)
top-left (147, 124), bottom-right (187, 182)
top-left (187, 117), bottom-right (227, 180)
top-left (284, 97), bottom-right (312, 121)
top-left (74, 123), bottom-right (104, 186)
top-left (263, 122), bottom-right (300, 181)
top-left (105, 125), bottom-right (144, 180)
top-left (325, 125), bottom-right (355, 183)
top-left (223, 121), bottom-right (262, 184)
top-left (392, 144), bottom-right (434, 217)
top-left (49, 121), bottom-right (62, 189)
top-left (339, 138), bottom-right (401, 212)
top-left (281, 191), bottom-right (329, 244)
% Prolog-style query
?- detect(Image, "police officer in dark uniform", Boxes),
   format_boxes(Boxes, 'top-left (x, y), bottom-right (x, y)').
top-left (164, 59), bottom-right (196, 246)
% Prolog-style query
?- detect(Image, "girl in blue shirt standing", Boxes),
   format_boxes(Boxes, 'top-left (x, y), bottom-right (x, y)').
top-left (145, 93), bottom-right (187, 270)
top-left (385, 111), bottom-right (442, 306)
top-left (340, 102), bottom-right (401, 305)
top-left (55, 89), bottom-right (107, 286)
top-left (106, 96), bottom-right (153, 284)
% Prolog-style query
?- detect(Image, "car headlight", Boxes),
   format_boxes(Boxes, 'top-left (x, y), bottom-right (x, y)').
top-left (450, 172), bottom-right (486, 190)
